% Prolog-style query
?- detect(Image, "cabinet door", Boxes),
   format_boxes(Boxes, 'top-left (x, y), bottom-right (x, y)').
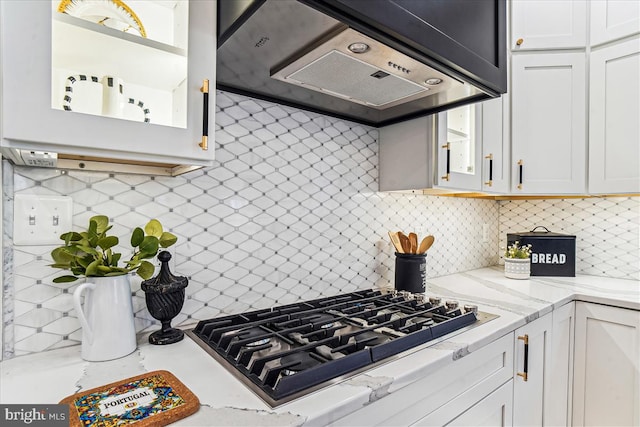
top-left (413, 380), bottom-right (514, 427)
top-left (573, 302), bottom-right (640, 426)
top-left (0, 1), bottom-right (215, 166)
top-left (545, 302), bottom-right (575, 427)
top-left (481, 96), bottom-right (510, 193)
top-left (437, 103), bottom-right (482, 191)
top-left (511, 0), bottom-right (587, 50)
top-left (511, 53), bottom-right (586, 194)
top-left (512, 313), bottom-right (552, 426)
top-left (588, 37), bottom-right (640, 194)
top-left (590, 0), bottom-right (640, 46)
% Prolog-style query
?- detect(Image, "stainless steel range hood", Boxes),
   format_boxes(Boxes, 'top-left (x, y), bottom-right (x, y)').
top-left (217, 0), bottom-right (507, 127)
top-left (270, 27), bottom-right (459, 109)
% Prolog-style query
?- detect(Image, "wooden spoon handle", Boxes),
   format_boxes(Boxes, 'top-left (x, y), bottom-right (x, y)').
top-left (398, 232), bottom-right (411, 254)
top-left (388, 231), bottom-right (404, 253)
top-left (408, 232), bottom-right (418, 254)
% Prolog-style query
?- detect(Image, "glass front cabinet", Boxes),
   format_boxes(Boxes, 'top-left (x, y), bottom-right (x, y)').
top-left (436, 98), bottom-right (510, 194)
top-left (1, 1), bottom-right (216, 174)
top-left (436, 103), bottom-right (483, 191)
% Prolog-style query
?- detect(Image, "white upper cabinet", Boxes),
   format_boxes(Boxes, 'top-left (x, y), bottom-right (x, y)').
top-left (480, 96), bottom-right (510, 193)
top-left (435, 99), bottom-right (509, 194)
top-left (378, 116), bottom-right (434, 192)
top-left (511, 0), bottom-right (587, 50)
top-left (511, 53), bottom-right (586, 194)
top-left (0, 1), bottom-right (216, 171)
top-left (590, 0), bottom-right (640, 46)
top-left (436, 104), bottom-right (483, 191)
top-left (589, 37), bottom-right (640, 194)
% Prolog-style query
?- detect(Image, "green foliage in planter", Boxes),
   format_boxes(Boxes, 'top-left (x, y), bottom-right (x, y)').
top-left (504, 240), bottom-right (532, 259)
top-left (50, 215), bottom-right (177, 283)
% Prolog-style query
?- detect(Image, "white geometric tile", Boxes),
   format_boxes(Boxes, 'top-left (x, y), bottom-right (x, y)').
top-left (14, 332), bottom-right (63, 353)
top-left (6, 90), bottom-right (638, 359)
top-left (499, 198), bottom-right (639, 280)
top-left (42, 317), bottom-right (81, 335)
top-left (15, 308), bottom-right (61, 328)
top-left (15, 284), bottom-right (61, 304)
top-left (13, 325), bottom-right (36, 342)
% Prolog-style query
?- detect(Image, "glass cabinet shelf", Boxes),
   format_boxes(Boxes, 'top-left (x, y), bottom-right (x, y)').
top-left (52, 12), bottom-right (187, 91)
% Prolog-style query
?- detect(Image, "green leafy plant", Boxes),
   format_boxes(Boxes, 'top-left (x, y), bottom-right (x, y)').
top-left (50, 215), bottom-right (177, 283)
top-left (504, 241), bottom-right (532, 259)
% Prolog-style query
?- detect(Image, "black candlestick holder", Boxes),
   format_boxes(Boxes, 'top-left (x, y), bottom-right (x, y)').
top-left (141, 251), bottom-right (188, 345)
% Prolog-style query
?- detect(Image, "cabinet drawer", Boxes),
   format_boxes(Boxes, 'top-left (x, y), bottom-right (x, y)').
top-left (330, 333), bottom-right (514, 427)
top-left (413, 379), bottom-right (513, 426)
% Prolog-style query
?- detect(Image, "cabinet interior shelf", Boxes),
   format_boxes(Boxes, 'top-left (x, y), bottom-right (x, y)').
top-left (52, 12), bottom-right (187, 90)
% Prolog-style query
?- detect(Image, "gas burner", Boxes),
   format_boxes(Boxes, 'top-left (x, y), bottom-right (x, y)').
top-left (307, 313), bottom-right (338, 329)
top-left (406, 316), bottom-right (434, 327)
top-left (354, 331), bottom-right (390, 346)
top-left (281, 352), bottom-right (322, 376)
top-left (188, 289), bottom-right (498, 408)
top-left (237, 327), bottom-right (271, 347)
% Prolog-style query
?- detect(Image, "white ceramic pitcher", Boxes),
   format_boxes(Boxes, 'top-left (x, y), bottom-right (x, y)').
top-left (73, 275), bottom-right (137, 361)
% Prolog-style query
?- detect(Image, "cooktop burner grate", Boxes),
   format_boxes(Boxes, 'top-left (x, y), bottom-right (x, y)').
top-left (186, 289), bottom-right (498, 407)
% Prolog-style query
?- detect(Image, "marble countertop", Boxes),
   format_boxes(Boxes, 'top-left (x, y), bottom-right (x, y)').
top-left (2, 267), bottom-right (639, 426)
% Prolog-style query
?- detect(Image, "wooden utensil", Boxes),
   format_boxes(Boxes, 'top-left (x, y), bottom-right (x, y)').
top-left (388, 231), bottom-right (404, 253)
top-left (408, 232), bottom-right (418, 254)
top-left (418, 235), bottom-right (435, 254)
top-left (398, 232), bottom-right (411, 254)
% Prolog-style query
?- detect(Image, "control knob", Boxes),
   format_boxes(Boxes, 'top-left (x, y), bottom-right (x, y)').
top-left (463, 304), bottom-right (478, 314)
top-left (445, 300), bottom-right (459, 311)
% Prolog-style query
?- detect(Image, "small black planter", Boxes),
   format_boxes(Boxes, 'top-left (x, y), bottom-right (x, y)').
top-left (141, 251), bottom-right (188, 345)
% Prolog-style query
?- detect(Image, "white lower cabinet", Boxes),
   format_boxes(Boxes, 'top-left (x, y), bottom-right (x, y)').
top-left (572, 302), bottom-right (640, 426)
top-left (329, 333), bottom-right (514, 426)
top-left (545, 302), bottom-right (575, 426)
top-left (512, 313), bottom-right (553, 426)
top-left (331, 301), bottom-right (637, 427)
top-left (512, 304), bottom-right (576, 427)
top-left (413, 380), bottom-right (513, 426)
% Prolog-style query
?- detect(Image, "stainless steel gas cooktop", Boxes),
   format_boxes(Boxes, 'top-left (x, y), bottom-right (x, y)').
top-left (187, 289), bottom-right (498, 407)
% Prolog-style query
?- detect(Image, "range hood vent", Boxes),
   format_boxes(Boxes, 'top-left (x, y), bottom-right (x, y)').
top-left (281, 50), bottom-right (427, 107)
top-left (217, 0), bottom-right (507, 127)
top-left (271, 28), bottom-right (460, 109)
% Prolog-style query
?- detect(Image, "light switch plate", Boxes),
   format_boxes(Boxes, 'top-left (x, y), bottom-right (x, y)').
top-left (14, 195), bottom-right (73, 245)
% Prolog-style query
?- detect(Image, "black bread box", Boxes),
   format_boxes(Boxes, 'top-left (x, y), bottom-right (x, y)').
top-left (507, 226), bottom-right (576, 277)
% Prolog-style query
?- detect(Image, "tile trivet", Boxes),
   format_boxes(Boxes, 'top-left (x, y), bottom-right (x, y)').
top-left (59, 370), bottom-right (199, 426)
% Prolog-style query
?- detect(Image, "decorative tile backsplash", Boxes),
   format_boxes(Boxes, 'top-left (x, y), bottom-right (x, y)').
top-left (2, 91), bottom-right (500, 358)
top-left (499, 198), bottom-right (639, 280)
top-left (2, 91), bottom-right (638, 358)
